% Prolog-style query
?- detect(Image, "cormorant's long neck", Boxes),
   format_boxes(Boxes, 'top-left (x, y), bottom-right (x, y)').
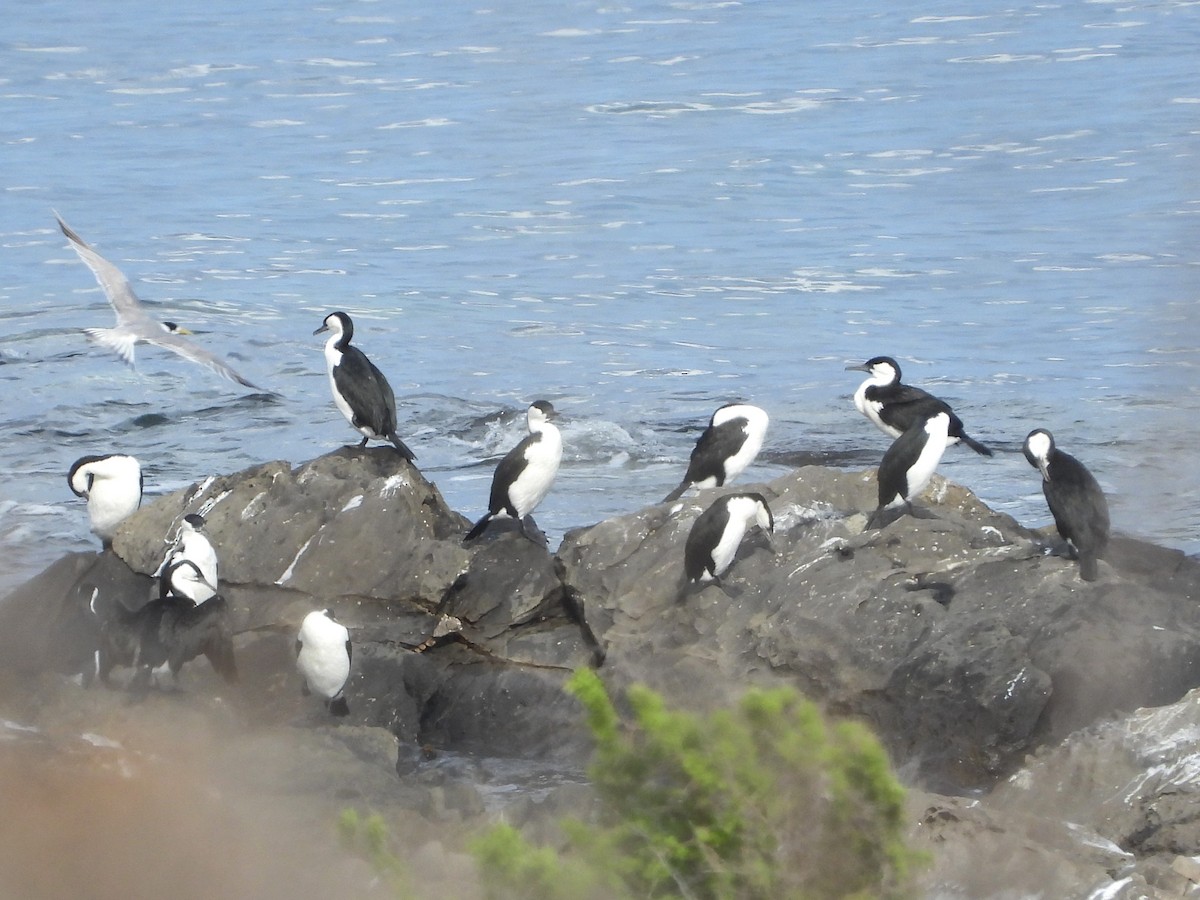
top-left (530, 421), bottom-right (558, 442)
top-left (327, 330), bottom-right (352, 354)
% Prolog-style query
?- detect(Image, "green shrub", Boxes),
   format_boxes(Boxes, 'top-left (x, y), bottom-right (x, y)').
top-left (338, 808), bottom-right (414, 898)
top-left (473, 669), bottom-right (923, 900)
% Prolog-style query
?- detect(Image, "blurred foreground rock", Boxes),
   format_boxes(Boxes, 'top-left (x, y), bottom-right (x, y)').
top-left (4, 446), bottom-right (1200, 898)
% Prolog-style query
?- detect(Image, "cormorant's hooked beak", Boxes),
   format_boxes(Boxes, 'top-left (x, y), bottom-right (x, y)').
top-left (844, 362), bottom-right (870, 372)
top-left (313, 323), bottom-right (329, 336)
top-left (1037, 460), bottom-right (1052, 483)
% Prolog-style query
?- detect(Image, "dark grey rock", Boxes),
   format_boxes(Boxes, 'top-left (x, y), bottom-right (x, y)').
top-left (10, 452), bottom-right (1200, 792)
top-left (0, 550), bottom-right (154, 678)
top-left (113, 448), bottom-right (472, 603)
top-left (557, 465), bottom-right (1200, 788)
top-left (7, 449), bottom-right (1200, 898)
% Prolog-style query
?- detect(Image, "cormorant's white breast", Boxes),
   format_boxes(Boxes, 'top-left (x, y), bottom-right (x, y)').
top-left (314, 311), bottom-right (415, 461)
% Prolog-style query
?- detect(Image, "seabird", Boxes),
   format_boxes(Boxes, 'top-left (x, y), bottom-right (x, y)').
top-left (96, 559), bottom-right (237, 690)
top-left (465, 400), bottom-right (562, 544)
top-left (868, 410), bottom-right (952, 529)
top-left (846, 356), bottom-right (991, 456)
top-left (56, 213), bottom-right (261, 389)
top-left (156, 514), bottom-right (219, 604)
top-left (683, 492), bottom-right (775, 589)
top-left (1023, 428), bottom-right (1110, 581)
top-left (314, 311), bottom-right (415, 460)
top-left (296, 609), bottom-right (351, 717)
top-left (663, 403), bottom-right (769, 502)
top-left (68, 453), bottom-right (143, 549)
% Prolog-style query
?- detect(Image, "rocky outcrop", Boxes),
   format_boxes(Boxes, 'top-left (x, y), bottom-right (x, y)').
top-left (4, 447), bottom-right (1200, 895)
top-left (558, 465), bottom-right (1200, 789)
top-left (6, 447), bottom-right (1200, 788)
top-left (911, 686), bottom-right (1200, 897)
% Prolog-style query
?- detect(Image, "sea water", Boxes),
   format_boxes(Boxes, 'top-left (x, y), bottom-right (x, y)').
top-left (1, 0), bottom-right (1198, 595)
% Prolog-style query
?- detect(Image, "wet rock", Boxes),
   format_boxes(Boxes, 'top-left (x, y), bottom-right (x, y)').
top-left (557, 464), bottom-right (1200, 788)
top-left (0, 550), bottom-right (153, 677)
top-left (908, 791), bottom-right (1135, 898)
top-left (113, 448), bottom-right (472, 603)
top-left (914, 687), bottom-right (1200, 896)
top-left (10, 452), bottom-right (1200, 792)
top-left (7, 449), bottom-right (1200, 897)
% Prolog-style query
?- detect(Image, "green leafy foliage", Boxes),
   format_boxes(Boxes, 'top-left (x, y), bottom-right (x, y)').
top-left (473, 669), bottom-right (923, 900)
top-left (338, 808), bottom-right (414, 898)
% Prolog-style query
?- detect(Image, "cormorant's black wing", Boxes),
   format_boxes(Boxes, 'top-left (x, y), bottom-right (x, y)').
top-left (876, 385), bottom-right (991, 456)
top-left (488, 434), bottom-right (538, 516)
top-left (876, 424), bottom-right (926, 508)
top-left (333, 347), bottom-right (398, 436)
top-left (683, 416), bottom-right (747, 485)
top-left (1044, 452), bottom-right (1110, 557)
top-left (683, 500), bottom-right (731, 583)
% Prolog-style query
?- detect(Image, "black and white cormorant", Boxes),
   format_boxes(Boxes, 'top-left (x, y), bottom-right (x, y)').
top-left (847, 356), bottom-right (991, 456)
top-left (314, 311), bottom-right (416, 461)
top-left (68, 453), bottom-right (143, 549)
top-left (57, 213), bottom-right (261, 389)
top-left (296, 609), bottom-right (352, 717)
top-left (868, 410), bottom-right (952, 529)
top-left (465, 400), bottom-right (562, 544)
top-left (683, 492), bottom-right (775, 589)
top-left (157, 513), bottom-right (219, 603)
top-left (663, 403), bottom-right (769, 502)
top-left (1023, 428), bottom-right (1110, 581)
top-left (96, 558), bottom-right (237, 690)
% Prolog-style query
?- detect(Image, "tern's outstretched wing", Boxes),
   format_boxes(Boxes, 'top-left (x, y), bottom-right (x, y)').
top-left (149, 328), bottom-right (260, 389)
top-left (56, 212), bottom-right (156, 330)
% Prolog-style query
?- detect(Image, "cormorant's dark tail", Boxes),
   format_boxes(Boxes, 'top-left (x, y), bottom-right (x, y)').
top-left (464, 513), bottom-right (492, 542)
top-left (958, 432), bottom-right (993, 457)
top-left (662, 480), bottom-right (690, 503)
top-left (388, 432), bottom-right (417, 462)
top-left (206, 640), bottom-right (239, 684)
top-left (329, 695), bottom-right (350, 717)
top-left (1078, 553), bottom-right (1100, 582)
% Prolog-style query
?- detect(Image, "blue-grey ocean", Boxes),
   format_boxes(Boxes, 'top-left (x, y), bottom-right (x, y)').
top-left (2, 0), bottom-right (1198, 596)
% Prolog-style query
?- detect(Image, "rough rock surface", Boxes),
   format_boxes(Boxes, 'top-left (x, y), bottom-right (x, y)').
top-left (4, 447), bottom-right (1200, 897)
top-left (558, 464), bottom-right (1200, 788)
top-left (911, 687), bottom-right (1200, 897)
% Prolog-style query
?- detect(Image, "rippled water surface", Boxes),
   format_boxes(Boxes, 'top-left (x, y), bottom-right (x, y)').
top-left (2, 0), bottom-right (1198, 593)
